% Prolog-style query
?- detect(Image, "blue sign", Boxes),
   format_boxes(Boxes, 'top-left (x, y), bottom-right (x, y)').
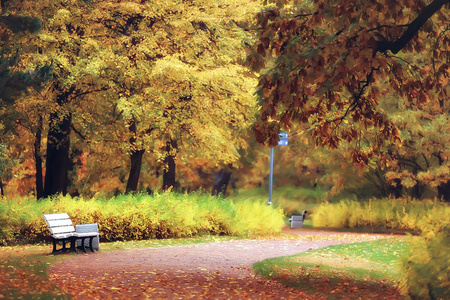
top-left (278, 132), bottom-right (289, 146)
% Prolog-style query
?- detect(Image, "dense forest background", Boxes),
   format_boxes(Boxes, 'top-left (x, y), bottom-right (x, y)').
top-left (0, 0), bottom-right (448, 201)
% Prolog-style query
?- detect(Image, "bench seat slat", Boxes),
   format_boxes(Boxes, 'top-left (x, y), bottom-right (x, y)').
top-left (74, 232), bottom-right (99, 237)
top-left (52, 233), bottom-right (75, 239)
top-left (49, 225), bottom-right (76, 235)
top-left (290, 215), bottom-right (303, 221)
top-left (46, 219), bottom-right (73, 227)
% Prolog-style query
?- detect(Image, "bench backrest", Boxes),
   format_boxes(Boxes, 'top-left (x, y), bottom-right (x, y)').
top-left (43, 213), bottom-right (75, 235)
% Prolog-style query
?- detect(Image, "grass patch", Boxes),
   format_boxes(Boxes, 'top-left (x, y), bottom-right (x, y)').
top-left (253, 238), bottom-right (408, 297)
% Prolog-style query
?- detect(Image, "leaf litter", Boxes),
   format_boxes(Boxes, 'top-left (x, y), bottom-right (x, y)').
top-left (47, 230), bottom-right (402, 299)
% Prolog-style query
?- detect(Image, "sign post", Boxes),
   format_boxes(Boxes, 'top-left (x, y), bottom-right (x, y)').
top-left (268, 132), bottom-right (289, 205)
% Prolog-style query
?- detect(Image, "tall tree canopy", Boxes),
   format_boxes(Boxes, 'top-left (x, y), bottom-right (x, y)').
top-left (99, 0), bottom-right (259, 191)
top-left (248, 0), bottom-right (449, 165)
top-left (0, 0), bottom-right (50, 103)
top-left (3, 0), bottom-right (260, 197)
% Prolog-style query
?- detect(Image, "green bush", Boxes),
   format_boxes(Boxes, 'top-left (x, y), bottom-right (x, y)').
top-left (0, 192), bottom-right (285, 245)
top-left (398, 226), bottom-right (450, 299)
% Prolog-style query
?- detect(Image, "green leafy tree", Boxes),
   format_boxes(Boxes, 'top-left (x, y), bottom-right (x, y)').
top-left (0, 0), bottom-right (53, 197)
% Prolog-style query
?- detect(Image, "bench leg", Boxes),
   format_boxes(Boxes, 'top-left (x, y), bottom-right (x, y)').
top-left (52, 238), bottom-right (75, 253)
top-left (89, 236), bottom-right (95, 252)
top-left (52, 239), bottom-right (58, 253)
top-left (79, 237), bottom-right (88, 253)
top-left (69, 236), bottom-right (78, 253)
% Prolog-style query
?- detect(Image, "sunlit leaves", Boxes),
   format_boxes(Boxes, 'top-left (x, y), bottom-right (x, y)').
top-left (98, 0), bottom-right (262, 190)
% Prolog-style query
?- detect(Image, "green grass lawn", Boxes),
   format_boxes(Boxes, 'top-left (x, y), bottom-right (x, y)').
top-left (253, 237), bottom-right (409, 298)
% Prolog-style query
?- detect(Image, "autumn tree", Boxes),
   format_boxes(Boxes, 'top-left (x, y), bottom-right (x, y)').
top-left (247, 0), bottom-right (449, 166)
top-left (7, 0), bottom-right (116, 198)
top-left (0, 0), bottom-right (50, 104)
top-left (97, 0), bottom-right (260, 192)
top-left (379, 91), bottom-right (450, 200)
top-left (0, 1), bottom-right (54, 197)
top-left (2, 0), bottom-right (260, 197)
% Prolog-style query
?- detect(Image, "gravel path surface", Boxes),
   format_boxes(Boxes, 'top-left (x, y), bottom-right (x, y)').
top-left (50, 229), bottom-right (401, 299)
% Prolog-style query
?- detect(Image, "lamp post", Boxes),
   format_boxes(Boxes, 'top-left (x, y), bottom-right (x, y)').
top-left (268, 132), bottom-right (289, 205)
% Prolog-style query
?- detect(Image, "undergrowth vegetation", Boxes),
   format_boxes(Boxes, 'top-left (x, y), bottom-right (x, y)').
top-left (2, 188), bottom-right (448, 299)
top-left (398, 225), bottom-right (450, 300)
top-left (311, 198), bottom-right (449, 234)
top-left (310, 198), bottom-right (450, 299)
top-left (0, 192), bottom-right (284, 245)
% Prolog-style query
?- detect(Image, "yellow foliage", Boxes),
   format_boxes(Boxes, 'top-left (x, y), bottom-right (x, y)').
top-left (0, 193), bottom-right (285, 244)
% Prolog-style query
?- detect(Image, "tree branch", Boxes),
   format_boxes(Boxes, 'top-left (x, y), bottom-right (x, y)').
top-left (376, 0), bottom-right (449, 54)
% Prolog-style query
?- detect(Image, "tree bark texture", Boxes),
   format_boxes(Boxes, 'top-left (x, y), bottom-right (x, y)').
top-left (125, 119), bottom-right (143, 192)
top-left (126, 149), bottom-right (145, 192)
top-left (43, 90), bottom-right (72, 198)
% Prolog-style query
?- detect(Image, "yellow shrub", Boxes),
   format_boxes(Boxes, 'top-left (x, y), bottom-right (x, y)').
top-left (311, 198), bottom-right (449, 234)
top-left (398, 226), bottom-right (450, 299)
top-left (0, 192), bottom-right (286, 244)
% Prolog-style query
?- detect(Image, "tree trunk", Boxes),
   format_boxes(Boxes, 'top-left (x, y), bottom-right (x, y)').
top-left (126, 149), bottom-right (145, 192)
top-left (125, 118), bottom-right (154, 193)
top-left (162, 139), bottom-right (177, 191)
top-left (43, 91), bottom-right (72, 198)
top-left (211, 169), bottom-right (233, 196)
top-left (438, 181), bottom-right (450, 202)
top-left (390, 178), bottom-right (403, 198)
top-left (125, 119), bottom-right (142, 192)
top-left (34, 115), bottom-right (44, 199)
top-left (43, 113), bottom-right (71, 198)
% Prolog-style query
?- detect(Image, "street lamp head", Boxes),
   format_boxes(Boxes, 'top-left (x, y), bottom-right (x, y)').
top-left (277, 132), bottom-right (289, 146)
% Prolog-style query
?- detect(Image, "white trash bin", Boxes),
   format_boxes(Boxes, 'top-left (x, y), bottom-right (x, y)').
top-left (76, 223), bottom-right (100, 251)
top-left (289, 210), bottom-right (307, 229)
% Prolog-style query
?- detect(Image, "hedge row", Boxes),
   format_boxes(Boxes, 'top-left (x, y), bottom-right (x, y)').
top-left (0, 192), bottom-right (285, 245)
top-left (311, 198), bottom-right (449, 234)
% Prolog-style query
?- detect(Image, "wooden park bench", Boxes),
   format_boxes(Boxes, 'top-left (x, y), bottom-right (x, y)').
top-left (43, 213), bottom-right (99, 254)
top-left (288, 210), bottom-right (307, 229)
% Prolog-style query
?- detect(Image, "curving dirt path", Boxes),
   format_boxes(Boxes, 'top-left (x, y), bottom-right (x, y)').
top-left (50, 229), bottom-right (402, 299)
